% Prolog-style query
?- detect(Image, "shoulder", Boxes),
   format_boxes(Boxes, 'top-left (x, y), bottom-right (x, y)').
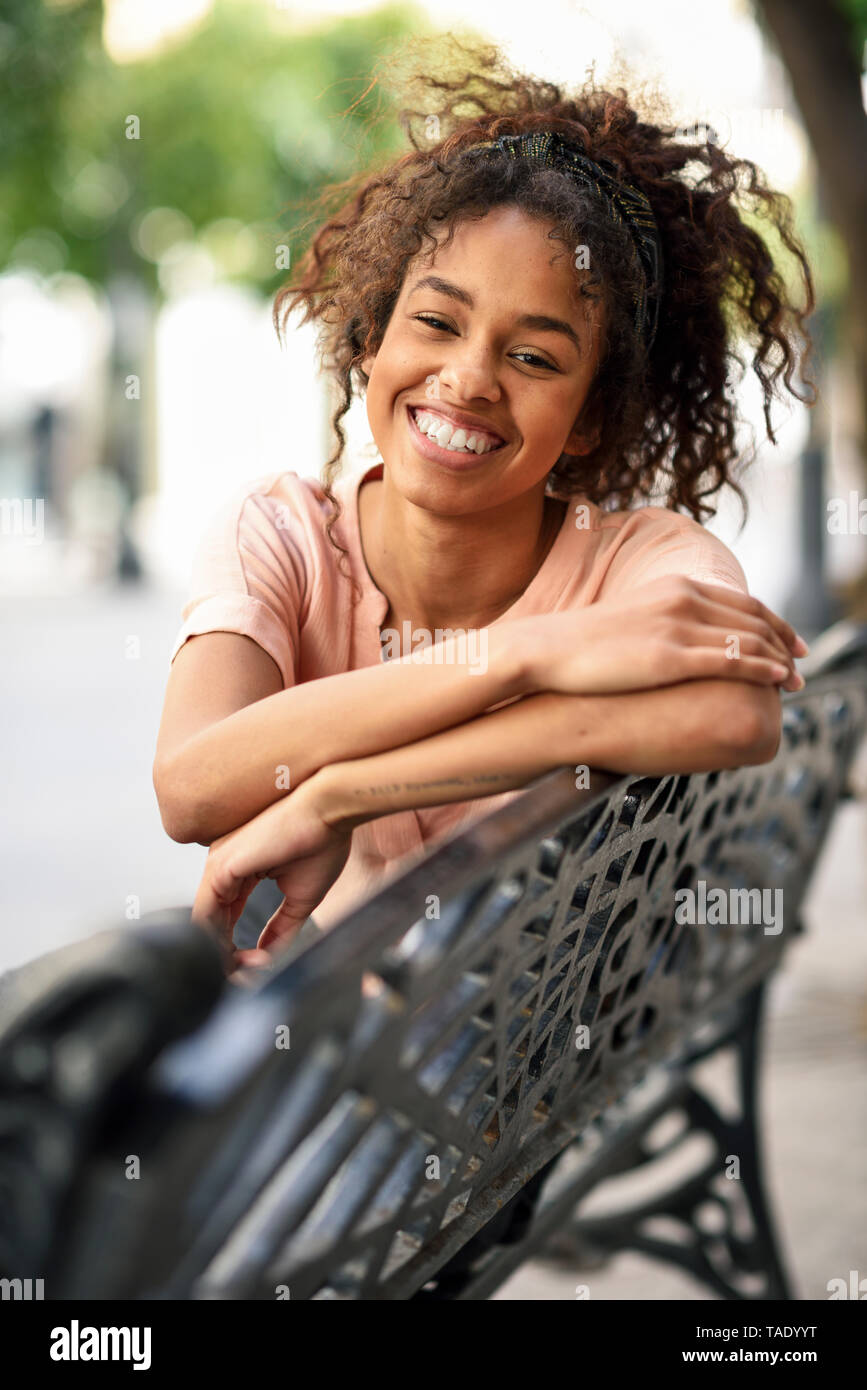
top-left (183, 471), bottom-right (345, 615)
top-left (570, 498), bottom-right (749, 596)
top-left (172, 471), bottom-right (354, 681)
top-left (201, 470), bottom-right (333, 536)
top-left (191, 470), bottom-right (348, 575)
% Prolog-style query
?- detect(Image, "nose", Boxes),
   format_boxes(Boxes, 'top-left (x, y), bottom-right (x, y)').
top-left (435, 338), bottom-right (502, 403)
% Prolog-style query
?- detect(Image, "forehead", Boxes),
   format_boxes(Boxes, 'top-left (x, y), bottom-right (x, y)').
top-left (404, 206), bottom-right (598, 318)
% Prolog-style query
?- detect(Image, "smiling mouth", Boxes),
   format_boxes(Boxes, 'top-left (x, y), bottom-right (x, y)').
top-left (407, 405), bottom-right (507, 456)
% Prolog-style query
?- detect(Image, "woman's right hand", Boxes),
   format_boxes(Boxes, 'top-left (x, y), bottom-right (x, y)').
top-left (191, 772), bottom-right (353, 963)
top-left (525, 576), bottom-right (808, 697)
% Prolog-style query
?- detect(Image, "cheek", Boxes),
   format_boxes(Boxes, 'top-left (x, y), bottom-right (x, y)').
top-left (364, 354), bottom-right (393, 406)
top-left (365, 361), bottom-right (406, 439)
top-left (373, 347), bottom-right (426, 416)
top-left (369, 336), bottom-right (409, 391)
top-left (520, 392), bottom-right (575, 440)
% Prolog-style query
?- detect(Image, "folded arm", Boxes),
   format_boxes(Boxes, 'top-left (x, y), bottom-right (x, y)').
top-left (158, 575), bottom-right (801, 845)
top-left (312, 675), bottom-right (783, 831)
top-left (191, 673), bottom-right (782, 952)
top-left (155, 621), bottom-right (531, 845)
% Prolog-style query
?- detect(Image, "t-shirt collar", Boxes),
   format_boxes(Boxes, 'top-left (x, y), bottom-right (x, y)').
top-left (337, 461), bottom-right (575, 625)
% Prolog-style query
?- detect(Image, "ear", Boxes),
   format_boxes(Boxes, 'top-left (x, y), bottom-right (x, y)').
top-left (564, 425), bottom-right (600, 456)
top-left (564, 390), bottom-right (603, 455)
top-left (360, 351), bottom-right (375, 378)
top-left (563, 417), bottom-right (602, 456)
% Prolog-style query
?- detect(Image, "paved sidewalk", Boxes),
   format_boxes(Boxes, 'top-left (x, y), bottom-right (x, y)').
top-left (0, 585), bottom-right (205, 975)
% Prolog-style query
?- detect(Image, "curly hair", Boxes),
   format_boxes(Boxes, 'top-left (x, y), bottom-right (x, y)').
top-left (272, 35), bottom-right (816, 596)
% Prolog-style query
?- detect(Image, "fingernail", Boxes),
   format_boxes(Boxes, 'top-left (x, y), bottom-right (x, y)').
top-left (794, 634), bottom-right (810, 655)
top-left (772, 664), bottom-right (789, 679)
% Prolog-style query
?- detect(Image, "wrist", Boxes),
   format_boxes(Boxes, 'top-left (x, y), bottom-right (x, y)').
top-left (493, 617), bottom-right (543, 698)
top-left (511, 613), bottom-right (561, 696)
top-left (307, 763), bottom-right (373, 832)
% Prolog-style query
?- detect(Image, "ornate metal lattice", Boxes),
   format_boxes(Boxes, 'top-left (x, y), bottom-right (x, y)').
top-left (2, 637), bottom-right (866, 1301)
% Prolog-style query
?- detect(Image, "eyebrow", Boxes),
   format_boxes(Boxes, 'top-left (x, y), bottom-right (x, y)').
top-left (408, 274), bottom-right (584, 353)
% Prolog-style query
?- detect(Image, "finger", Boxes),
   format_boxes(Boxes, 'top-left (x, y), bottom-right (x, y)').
top-left (192, 878), bottom-right (252, 943)
top-left (257, 899), bottom-right (312, 951)
top-left (685, 624), bottom-right (802, 685)
top-left (230, 874), bottom-right (263, 927)
top-left (233, 948), bottom-right (273, 969)
top-left (690, 582), bottom-right (807, 656)
top-left (191, 875), bottom-right (231, 938)
top-left (685, 589), bottom-right (792, 667)
top-left (226, 948), bottom-right (276, 989)
top-left (687, 581), bottom-right (801, 654)
top-left (679, 645), bottom-right (798, 687)
top-left (693, 599), bottom-right (794, 668)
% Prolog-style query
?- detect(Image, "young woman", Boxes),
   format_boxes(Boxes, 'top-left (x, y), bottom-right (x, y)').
top-left (153, 40), bottom-right (812, 975)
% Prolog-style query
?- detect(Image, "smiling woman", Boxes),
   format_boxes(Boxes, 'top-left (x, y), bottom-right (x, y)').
top-left (355, 205), bottom-right (604, 636)
top-left (153, 35), bottom-right (813, 969)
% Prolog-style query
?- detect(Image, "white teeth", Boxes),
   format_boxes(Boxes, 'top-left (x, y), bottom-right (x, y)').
top-left (412, 409), bottom-right (502, 455)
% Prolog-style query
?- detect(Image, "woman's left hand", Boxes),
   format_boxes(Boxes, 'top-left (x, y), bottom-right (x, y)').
top-left (191, 773), bottom-right (353, 968)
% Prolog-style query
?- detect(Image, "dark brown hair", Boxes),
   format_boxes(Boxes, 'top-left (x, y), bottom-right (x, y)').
top-left (273, 35), bottom-right (816, 592)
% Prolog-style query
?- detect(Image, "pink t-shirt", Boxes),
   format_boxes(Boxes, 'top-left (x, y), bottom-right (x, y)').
top-left (169, 462), bottom-right (748, 929)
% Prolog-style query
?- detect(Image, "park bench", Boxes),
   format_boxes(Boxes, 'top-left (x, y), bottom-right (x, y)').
top-left (1, 621), bottom-right (865, 1301)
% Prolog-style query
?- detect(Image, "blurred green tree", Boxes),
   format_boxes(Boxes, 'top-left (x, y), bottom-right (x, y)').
top-left (0, 0), bottom-right (419, 290)
top-left (0, 0), bottom-right (424, 551)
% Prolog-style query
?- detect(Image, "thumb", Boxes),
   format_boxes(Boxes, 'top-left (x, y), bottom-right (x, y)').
top-left (257, 899), bottom-right (312, 952)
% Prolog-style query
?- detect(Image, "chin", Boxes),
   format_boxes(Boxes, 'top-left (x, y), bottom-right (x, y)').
top-left (394, 460), bottom-right (485, 515)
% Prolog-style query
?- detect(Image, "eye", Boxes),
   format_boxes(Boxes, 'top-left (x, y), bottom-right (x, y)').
top-left (413, 313), bottom-right (453, 332)
top-left (512, 350), bottom-right (556, 369)
top-left (412, 315), bottom-right (557, 371)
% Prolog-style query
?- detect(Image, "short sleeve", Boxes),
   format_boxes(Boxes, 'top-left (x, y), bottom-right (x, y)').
top-left (168, 486), bottom-right (306, 687)
top-left (599, 509), bottom-right (749, 599)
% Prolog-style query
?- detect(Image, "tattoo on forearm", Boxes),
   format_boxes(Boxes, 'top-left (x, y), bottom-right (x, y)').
top-left (353, 772), bottom-right (514, 798)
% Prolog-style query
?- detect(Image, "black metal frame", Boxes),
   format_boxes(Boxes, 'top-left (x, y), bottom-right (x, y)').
top-left (426, 979), bottom-right (791, 1300)
top-left (1, 626), bottom-right (865, 1301)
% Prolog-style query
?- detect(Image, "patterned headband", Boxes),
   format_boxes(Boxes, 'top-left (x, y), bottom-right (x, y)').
top-left (468, 130), bottom-right (663, 351)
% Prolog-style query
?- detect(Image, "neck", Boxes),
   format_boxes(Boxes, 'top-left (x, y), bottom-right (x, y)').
top-left (358, 472), bottom-right (564, 631)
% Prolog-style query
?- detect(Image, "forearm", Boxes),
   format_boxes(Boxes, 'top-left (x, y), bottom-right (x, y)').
top-left (168, 620), bottom-right (532, 844)
top-left (317, 679), bottom-right (782, 829)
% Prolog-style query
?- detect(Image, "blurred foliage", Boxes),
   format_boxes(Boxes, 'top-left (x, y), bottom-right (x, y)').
top-left (730, 197), bottom-right (848, 364)
top-left (0, 0), bottom-right (427, 295)
top-left (747, 0), bottom-right (867, 352)
top-left (2, 0), bottom-right (859, 321)
top-left (835, 0), bottom-right (867, 61)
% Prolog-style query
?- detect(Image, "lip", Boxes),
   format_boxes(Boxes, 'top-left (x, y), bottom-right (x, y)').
top-left (406, 401), bottom-right (508, 445)
top-left (405, 405), bottom-right (508, 469)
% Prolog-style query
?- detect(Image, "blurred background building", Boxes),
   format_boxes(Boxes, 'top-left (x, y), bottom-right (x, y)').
top-left (1, 0), bottom-right (865, 1300)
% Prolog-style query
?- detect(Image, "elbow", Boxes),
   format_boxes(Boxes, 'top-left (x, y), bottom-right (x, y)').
top-left (716, 685), bottom-right (783, 768)
top-left (153, 755), bottom-right (208, 844)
